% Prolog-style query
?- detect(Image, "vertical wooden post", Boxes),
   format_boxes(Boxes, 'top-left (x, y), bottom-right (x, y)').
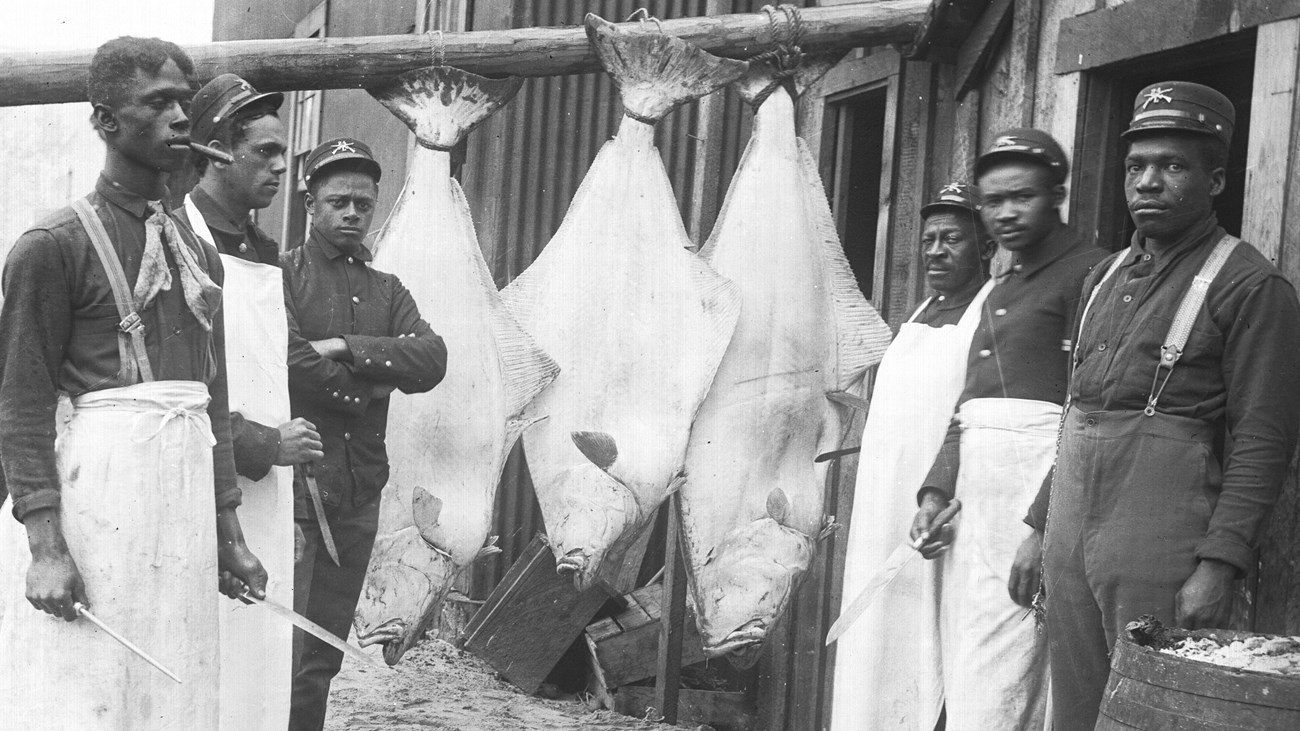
top-left (655, 491), bottom-right (688, 724)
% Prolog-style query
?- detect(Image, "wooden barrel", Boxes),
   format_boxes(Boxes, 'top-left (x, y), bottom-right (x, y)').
top-left (1096, 628), bottom-right (1300, 730)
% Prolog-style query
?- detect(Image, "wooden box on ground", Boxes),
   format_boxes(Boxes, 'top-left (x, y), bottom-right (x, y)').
top-left (584, 584), bottom-right (707, 689)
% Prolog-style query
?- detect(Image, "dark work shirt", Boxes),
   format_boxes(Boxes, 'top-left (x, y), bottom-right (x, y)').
top-left (0, 175), bottom-right (240, 521)
top-left (176, 188), bottom-right (283, 481)
top-left (282, 231), bottom-right (447, 513)
top-left (1025, 217), bottom-right (1300, 571)
top-left (181, 185), bottom-right (280, 265)
top-left (922, 225), bottom-right (1107, 499)
top-left (913, 285), bottom-right (982, 328)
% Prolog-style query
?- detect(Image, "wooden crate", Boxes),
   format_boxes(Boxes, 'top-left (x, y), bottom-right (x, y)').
top-left (614, 686), bottom-right (755, 730)
top-left (584, 584), bottom-right (707, 689)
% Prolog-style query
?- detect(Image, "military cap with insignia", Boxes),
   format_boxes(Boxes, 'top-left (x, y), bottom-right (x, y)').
top-left (1122, 81), bottom-right (1234, 148)
top-left (975, 128), bottom-right (1070, 185)
top-left (189, 73), bottom-right (284, 147)
top-left (304, 137), bottom-right (383, 185)
top-left (921, 181), bottom-right (982, 219)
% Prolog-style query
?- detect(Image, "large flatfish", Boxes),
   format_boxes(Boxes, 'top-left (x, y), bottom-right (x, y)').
top-left (681, 59), bottom-right (892, 665)
top-left (352, 66), bottom-right (559, 665)
top-left (500, 15), bottom-right (744, 591)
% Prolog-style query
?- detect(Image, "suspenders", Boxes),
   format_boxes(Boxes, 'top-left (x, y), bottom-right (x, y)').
top-left (71, 197), bottom-right (156, 384)
top-left (1076, 234), bottom-right (1240, 417)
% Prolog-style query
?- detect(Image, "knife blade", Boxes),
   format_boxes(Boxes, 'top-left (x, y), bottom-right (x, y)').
top-left (824, 499), bottom-right (962, 646)
top-left (74, 602), bottom-right (183, 684)
top-left (242, 593), bottom-right (384, 668)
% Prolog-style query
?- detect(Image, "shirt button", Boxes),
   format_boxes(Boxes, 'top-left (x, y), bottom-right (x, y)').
top-left (351, 296), bottom-right (360, 304)
top-left (1122, 294), bottom-right (1133, 303)
top-left (239, 243), bottom-right (248, 253)
top-left (1012, 264), bottom-right (1024, 272)
top-left (385, 361), bottom-right (392, 367)
top-left (1143, 254), bottom-right (1152, 261)
top-left (347, 257), bottom-right (354, 264)
top-left (344, 432), bottom-right (352, 441)
top-left (978, 349), bottom-right (992, 358)
top-left (1097, 343), bottom-right (1107, 352)
top-left (994, 308), bottom-right (1007, 317)
top-left (1086, 417), bottom-right (1097, 427)
top-left (365, 358), bottom-right (373, 365)
top-left (343, 396), bottom-right (351, 403)
top-left (332, 391), bottom-right (340, 399)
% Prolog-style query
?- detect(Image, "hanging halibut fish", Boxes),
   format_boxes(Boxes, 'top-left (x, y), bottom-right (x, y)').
top-left (680, 57), bottom-right (893, 666)
top-left (352, 66), bottom-right (560, 665)
top-left (500, 15), bottom-right (745, 591)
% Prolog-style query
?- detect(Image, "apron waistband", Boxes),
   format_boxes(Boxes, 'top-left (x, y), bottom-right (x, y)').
top-left (71, 380), bottom-right (211, 413)
top-left (958, 397), bottom-right (1062, 435)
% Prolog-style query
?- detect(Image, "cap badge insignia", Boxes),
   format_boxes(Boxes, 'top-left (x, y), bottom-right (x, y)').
top-left (330, 140), bottom-right (356, 155)
top-left (1141, 87), bottom-right (1174, 109)
top-left (939, 183), bottom-right (964, 195)
top-left (993, 136), bottom-right (1017, 147)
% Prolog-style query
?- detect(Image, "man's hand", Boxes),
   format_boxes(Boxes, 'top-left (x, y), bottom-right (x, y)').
top-left (23, 509), bottom-right (88, 621)
top-left (309, 337), bottom-right (350, 362)
top-left (909, 490), bottom-right (955, 559)
top-left (216, 508), bottom-right (268, 600)
top-left (275, 417), bottom-right (323, 466)
top-left (1008, 530), bottom-right (1043, 608)
top-left (1175, 558), bottom-right (1236, 629)
top-left (370, 382), bottom-right (396, 399)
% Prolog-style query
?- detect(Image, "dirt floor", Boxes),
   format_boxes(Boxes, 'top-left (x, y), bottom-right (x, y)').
top-left (325, 639), bottom-right (700, 731)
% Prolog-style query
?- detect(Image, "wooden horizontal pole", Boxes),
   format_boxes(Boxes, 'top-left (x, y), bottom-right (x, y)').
top-left (0, 1), bottom-right (929, 108)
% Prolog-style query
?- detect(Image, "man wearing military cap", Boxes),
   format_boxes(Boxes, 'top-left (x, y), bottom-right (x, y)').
top-left (832, 182), bottom-right (997, 731)
top-left (910, 129), bottom-right (1107, 729)
top-left (174, 72), bottom-right (323, 728)
top-left (282, 137), bottom-right (447, 730)
top-left (1034, 81), bottom-right (1300, 730)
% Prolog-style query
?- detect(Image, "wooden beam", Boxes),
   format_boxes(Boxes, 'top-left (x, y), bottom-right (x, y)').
top-left (953, 0), bottom-right (1013, 99)
top-left (1242, 18), bottom-right (1300, 265)
top-left (0, 1), bottom-right (930, 108)
top-left (655, 492), bottom-right (689, 725)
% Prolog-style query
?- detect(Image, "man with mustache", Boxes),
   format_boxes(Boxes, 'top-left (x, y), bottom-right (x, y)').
top-left (0, 36), bottom-right (266, 727)
top-left (833, 182), bottom-right (996, 731)
top-left (1034, 82), bottom-right (1300, 730)
top-left (282, 138), bottom-right (447, 730)
top-left (175, 72), bottom-right (323, 728)
top-left (910, 130), bottom-right (1106, 730)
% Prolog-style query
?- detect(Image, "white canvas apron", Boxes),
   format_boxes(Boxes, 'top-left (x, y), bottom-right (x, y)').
top-left (940, 396), bottom-right (1058, 731)
top-left (186, 196), bottom-right (295, 729)
top-left (831, 280), bottom-right (993, 731)
top-left (0, 381), bottom-right (221, 729)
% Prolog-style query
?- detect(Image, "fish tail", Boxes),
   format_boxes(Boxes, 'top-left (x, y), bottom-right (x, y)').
top-left (585, 13), bottom-right (747, 124)
top-left (368, 66), bottom-right (524, 150)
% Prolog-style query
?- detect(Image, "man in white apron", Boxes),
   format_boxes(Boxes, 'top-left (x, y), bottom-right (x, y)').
top-left (831, 183), bottom-right (994, 731)
top-left (910, 130), bottom-right (1108, 730)
top-left (0, 36), bottom-right (267, 729)
top-left (176, 73), bottom-right (325, 729)
top-left (1036, 82), bottom-right (1300, 731)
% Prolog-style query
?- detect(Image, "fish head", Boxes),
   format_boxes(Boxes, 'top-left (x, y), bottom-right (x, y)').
top-left (692, 515), bottom-right (813, 662)
top-left (545, 461), bottom-right (642, 590)
top-left (353, 526), bottom-right (456, 666)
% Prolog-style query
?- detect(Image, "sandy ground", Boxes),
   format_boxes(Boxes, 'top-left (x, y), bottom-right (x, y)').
top-left (325, 639), bottom-right (697, 731)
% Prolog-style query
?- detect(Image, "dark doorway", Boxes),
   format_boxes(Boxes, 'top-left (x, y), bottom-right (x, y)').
top-left (1072, 28), bottom-right (1256, 251)
top-left (825, 85), bottom-right (889, 299)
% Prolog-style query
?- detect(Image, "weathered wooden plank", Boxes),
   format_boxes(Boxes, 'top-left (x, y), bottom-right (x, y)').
top-left (888, 60), bottom-right (935, 325)
top-left (1067, 73), bottom-right (1125, 251)
top-left (871, 72), bottom-right (901, 321)
top-left (656, 493), bottom-right (689, 724)
top-left (953, 0), bottom-right (1013, 98)
top-left (0, 2), bottom-right (930, 107)
top-left (585, 595), bottom-right (707, 688)
top-left (615, 687), bottom-right (756, 729)
top-left (1055, 0), bottom-right (1300, 74)
top-left (1241, 18), bottom-right (1300, 265)
top-left (462, 535), bottom-right (610, 694)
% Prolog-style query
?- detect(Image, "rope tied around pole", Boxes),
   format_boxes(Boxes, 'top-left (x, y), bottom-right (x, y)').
top-left (625, 7), bottom-right (664, 34)
top-left (751, 4), bottom-right (806, 79)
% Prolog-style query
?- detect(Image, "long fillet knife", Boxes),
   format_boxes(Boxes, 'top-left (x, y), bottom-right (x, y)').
top-left (824, 499), bottom-right (962, 646)
top-left (241, 593), bottom-right (383, 668)
top-left (303, 469), bottom-right (341, 566)
top-left (74, 602), bottom-right (183, 684)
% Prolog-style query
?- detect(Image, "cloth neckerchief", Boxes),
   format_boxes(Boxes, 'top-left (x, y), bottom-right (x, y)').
top-left (135, 200), bottom-right (222, 331)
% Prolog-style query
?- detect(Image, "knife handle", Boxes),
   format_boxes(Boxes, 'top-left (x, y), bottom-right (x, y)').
top-left (912, 498), bottom-right (962, 548)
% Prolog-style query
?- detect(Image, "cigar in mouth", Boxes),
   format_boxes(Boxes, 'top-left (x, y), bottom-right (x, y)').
top-left (170, 139), bottom-right (234, 165)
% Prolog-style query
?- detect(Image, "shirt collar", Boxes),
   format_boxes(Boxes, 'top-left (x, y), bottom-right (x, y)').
top-left (1007, 223), bottom-right (1081, 278)
top-left (189, 186), bottom-right (249, 238)
top-left (308, 228), bottom-right (373, 262)
top-left (1129, 215), bottom-right (1221, 274)
top-left (96, 174), bottom-right (159, 219)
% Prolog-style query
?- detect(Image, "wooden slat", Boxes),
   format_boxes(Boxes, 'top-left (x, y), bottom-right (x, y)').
top-left (871, 72), bottom-right (900, 320)
top-left (615, 687), bottom-right (756, 729)
top-left (1242, 18), bottom-right (1300, 265)
top-left (0, 2), bottom-right (931, 107)
top-left (585, 596), bottom-right (707, 688)
top-left (655, 493), bottom-right (689, 724)
top-left (462, 535), bottom-right (610, 694)
top-left (953, 0), bottom-right (1013, 98)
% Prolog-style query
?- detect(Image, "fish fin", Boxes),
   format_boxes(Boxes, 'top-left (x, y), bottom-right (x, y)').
top-left (734, 49), bottom-right (847, 108)
top-left (368, 66), bottom-right (524, 150)
top-left (585, 14), bottom-right (747, 123)
top-left (478, 535), bottom-right (502, 559)
top-left (796, 138), bottom-right (893, 386)
top-left (766, 488), bottom-right (792, 526)
top-left (665, 471), bottom-right (687, 495)
top-left (411, 488), bottom-right (444, 544)
top-left (444, 179), bottom-right (561, 418)
top-left (818, 515), bottom-right (841, 541)
top-left (733, 63), bottom-right (785, 108)
top-left (826, 390), bottom-right (870, 413)
top-left (791, 51), bottom-right (849, 98)
top-left (571, 430), bottom-right (619, 471)
top-left (687, 254), bottom-right (743, 371)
